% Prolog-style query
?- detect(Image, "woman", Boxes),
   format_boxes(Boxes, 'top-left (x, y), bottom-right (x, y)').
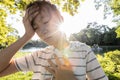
top-left (0, 0), bottom-right (108, 80)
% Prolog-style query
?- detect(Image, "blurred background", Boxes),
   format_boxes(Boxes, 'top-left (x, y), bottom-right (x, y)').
top-left (0, 0), bottom-right (120, 80)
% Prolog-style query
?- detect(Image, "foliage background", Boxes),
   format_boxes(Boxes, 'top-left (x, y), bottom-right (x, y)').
top-left (0, 0), bottom-right (120, 80)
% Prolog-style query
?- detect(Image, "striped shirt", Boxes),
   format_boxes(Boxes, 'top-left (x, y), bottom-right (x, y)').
top-left (14, 41), bottom-right (108, 80)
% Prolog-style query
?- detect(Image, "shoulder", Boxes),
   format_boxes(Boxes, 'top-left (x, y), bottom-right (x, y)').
top-left (69, 41), bottom-right (92, 52)
top-left (31, 46), bottom-right (55, 58)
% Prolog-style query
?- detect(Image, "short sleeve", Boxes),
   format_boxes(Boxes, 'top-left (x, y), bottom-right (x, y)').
top-left (14, 53), bottom-right (34, 71)
top-left (86, 46), bottom-right (108, 80)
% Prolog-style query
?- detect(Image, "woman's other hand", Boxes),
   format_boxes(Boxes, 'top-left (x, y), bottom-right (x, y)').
top-left (45, 54), bottom-right (77, 80)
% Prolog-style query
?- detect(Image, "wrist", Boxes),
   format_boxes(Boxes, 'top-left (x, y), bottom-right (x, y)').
top-left (24, 32), bottom-right (34, 39)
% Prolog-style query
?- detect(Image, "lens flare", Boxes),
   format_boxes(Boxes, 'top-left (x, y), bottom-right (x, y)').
top-left (63, 55), bottom-right (70, 66)
top-left (58, 22), bottom-right (72, 38)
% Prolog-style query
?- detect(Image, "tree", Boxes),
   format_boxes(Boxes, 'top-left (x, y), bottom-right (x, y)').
top-left (109, 0), bottom-right (120, 15)
top-left (94, 0), bottom-right (120, 38)
top-left (69, 22), bottom-right (120, 45)
top-left (109, 0), bottom-right (120, 38)
top-left (51, 0), bottom-right (81, 16)
top-left (0, 6), bottom-right (18, 49)
top-left (115, 26), bottom-right (120, 38)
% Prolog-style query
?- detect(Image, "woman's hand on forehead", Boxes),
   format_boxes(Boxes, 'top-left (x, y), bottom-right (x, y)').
top-left (27, 7), bottom-right (39, 22)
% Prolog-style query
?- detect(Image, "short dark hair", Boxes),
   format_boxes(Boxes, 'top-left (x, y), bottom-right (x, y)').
top-left (27, 0), bottom-right (57, 12)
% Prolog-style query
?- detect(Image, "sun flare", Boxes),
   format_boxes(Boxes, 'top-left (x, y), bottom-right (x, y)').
top-left (59, 22), bottom-right (72, 37)
top-left (58, 13), bottom-right (83, 38)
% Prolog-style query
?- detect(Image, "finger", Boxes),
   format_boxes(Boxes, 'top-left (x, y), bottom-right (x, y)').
top-left (29, 12), bottom-right (39, 22)
top-left (53, 54), bottom-right (61, 67)
top-left (23, 10), bottom-right (30, 25)
top-left (28, 6), bottom-right (39, 15)
top-left (45, 66), bottom-right (55, 76)
top-left (29, 11), bottom-right (39, 27)
top-left (24, 9), bottom-right (30, 20)
top-left (48, 59), bottom-right (57, 69)
top-left (28, 10), bottom-right (39, 22)
top-left (23, 9), bottom-right (39, 29)
top-left (24, 7), bottom-right (39, 21)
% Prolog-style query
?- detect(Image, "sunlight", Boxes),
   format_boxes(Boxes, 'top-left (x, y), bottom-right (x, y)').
top-left (58, 13), bottom-right (80, 38)
top-left (59, 22), bottom-right (72, 38)
top-left (58, 12), bottom-right (85, 38)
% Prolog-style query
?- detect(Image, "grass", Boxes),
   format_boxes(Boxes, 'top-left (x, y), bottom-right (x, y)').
top-left (0, 72), bottom-right (33, 80)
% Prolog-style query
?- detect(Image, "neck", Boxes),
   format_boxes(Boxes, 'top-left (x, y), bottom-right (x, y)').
top-left (56, 39), bottom-right (69, 51)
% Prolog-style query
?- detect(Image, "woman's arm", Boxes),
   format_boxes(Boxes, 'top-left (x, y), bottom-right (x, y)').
top-left (0, 8), bottom-right (38, 75)
top-left (0, 59), bottom-right (18, 77)
top-left (0, 34), bottom-right (33, 73)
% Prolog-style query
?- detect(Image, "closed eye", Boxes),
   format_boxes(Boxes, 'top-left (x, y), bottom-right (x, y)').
top-left (43, 21), bottom-right (49, 24)
top-left (40, 16), bottom-right (50, 24)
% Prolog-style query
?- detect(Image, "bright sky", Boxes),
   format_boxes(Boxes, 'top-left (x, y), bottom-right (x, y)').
top-left (6, 0), bottom-right (116, 40)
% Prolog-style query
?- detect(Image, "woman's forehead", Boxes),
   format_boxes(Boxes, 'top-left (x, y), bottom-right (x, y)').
top-left (32, 5), bottom-right (63, 24)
